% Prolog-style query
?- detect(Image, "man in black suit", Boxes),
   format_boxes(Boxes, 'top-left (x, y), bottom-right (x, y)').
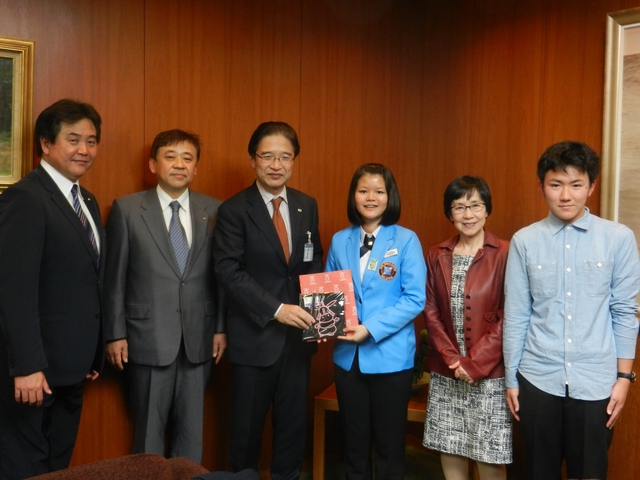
top-left (0, 99), bottom-right (105, 479)
top-left (213, 122), bottom-right (323, 480)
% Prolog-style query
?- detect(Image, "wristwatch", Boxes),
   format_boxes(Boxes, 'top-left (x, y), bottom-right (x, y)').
top-left (617, 371), bottom-right (637, 383)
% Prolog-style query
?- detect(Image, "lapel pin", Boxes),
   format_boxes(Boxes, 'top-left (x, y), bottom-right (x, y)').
top-left (298, 208), bottom-right (302, 212)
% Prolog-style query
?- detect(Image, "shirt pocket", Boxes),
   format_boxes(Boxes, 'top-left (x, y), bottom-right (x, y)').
top-left (527, 262), bottom-right (557, 298)
top-left (580, 260), bottom-right (613, 297)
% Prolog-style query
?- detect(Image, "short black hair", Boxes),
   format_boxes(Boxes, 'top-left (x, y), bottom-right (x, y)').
top-left (150, 129), bottom-right (201, 160)
top-left (347, 163), bottom-right (401, 226)
top-left (35, 99), bottom-right (101, 157)
top-left (248, 122), bottom-right (300, 158)
top-left (537, 141), bottom-right (600, 184)
top-left (443, 175), bottom-right (492, 221)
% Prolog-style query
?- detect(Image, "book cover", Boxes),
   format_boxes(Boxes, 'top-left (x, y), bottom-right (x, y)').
top-left (300, 291), bottom-right (346, 341)
top-left (299, 269), bottom-right (358, 339)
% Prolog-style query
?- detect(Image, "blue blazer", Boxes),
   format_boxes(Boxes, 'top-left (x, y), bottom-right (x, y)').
top-left (326, 224), bottom-right (426, 374)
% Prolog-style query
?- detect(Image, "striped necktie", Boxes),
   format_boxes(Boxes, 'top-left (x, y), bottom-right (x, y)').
top-left (169, 201), bottom-right (189, 274)
top-left (71, 184), bottom-right (99, 261)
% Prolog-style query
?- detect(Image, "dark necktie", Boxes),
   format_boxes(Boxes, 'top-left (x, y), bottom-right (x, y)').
top-left (360, 234), bottom-right (375, 257)
top-left (71, 184), bottom-right (99, 259)
top-left (272, 197), bottom-right (290, 263)
top-left (169, 201), bottom-right (189, 274)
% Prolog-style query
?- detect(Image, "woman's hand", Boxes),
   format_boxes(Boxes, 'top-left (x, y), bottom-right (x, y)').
top-left (449, 360), bottom-right (476, 385)
top-left (337, 324), bottom-right (370, 343)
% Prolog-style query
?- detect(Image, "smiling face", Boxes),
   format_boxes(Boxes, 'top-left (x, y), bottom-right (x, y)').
top-left (450, 190), bottom-right (488, 240)
top-left (354, 173), bottom-right (388, 232)
top-left (540, 166), bottom-right (595, 224)
top-left (40, 119), bottom-right (98, 182)
top-left (251, 134), bottom-right (295, 196)
top-left (149, 141), bottom-right (198, 198)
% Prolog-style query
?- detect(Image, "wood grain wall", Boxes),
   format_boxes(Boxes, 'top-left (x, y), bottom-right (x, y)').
top-left (1, 0), bottom-right (640, 477)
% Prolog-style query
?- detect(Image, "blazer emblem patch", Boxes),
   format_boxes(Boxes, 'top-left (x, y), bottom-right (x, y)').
top-left (378, 261), bottom-right (397, 280)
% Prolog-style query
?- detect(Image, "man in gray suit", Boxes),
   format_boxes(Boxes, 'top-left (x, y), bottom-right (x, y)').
top-left (104, 129), bottom-right (225, 463)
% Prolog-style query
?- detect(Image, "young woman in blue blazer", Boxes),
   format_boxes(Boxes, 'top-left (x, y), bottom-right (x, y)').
top-left (325, 163), bottom-right (427, 480)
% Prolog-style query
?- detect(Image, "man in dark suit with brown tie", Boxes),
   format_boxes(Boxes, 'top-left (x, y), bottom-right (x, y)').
top-left (213, 122), bottom-right (323, 480)
top-left (0, 99), bottom-right (105, 479)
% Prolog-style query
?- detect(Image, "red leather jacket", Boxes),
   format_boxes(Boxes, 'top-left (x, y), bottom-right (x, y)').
top-left (424, 229), bottom-right (508, 381)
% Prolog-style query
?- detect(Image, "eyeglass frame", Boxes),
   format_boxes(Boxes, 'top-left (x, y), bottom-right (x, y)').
top-left (450, 203), bottom-right (486, 215)
top-left (254, 152), bottom-right (295, 164)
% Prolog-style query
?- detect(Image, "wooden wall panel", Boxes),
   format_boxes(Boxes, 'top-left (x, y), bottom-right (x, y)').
top-left (0, 0), bottom-right (145, 465)
top-left (419, 1), bottom-right (550, 246)
top-left (142, 0), bottom-right (306, 471)
top-left (2, 0), bottom-right (640, 477)
top-left (0, 0), bottom-right (146, 217)
top-left (298, 0), bottom-right (429, 468)
top-left (143, 0), bottom-right (304, 201)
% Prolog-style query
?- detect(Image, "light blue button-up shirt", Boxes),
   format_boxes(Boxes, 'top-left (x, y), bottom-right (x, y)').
top-left (503, 208), bottom-right (640, 400)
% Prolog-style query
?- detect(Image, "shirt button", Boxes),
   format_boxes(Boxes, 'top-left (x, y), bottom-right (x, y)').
top-left (566, 267), bottom-right (571, 272)
top-left (567, 315), bottom-right (572, 320)
top-left (537, 265), bottom-right (542, 270)
top-left (566, 292), bottom-right (572, 296)
top-left (566, 244), bottom-right (571, 249)
top-left (567, 362), bottom-right (572, 367)
top-left (567, 339), bottom-right (572, 343)
top-left (597, 262), bottom-right (602, 267)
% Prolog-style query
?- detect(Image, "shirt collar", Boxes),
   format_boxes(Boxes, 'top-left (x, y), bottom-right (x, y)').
top-left (256, 182), bottom-right (288, 205)
top-left (156, 185), bottom-right (190, 211)
top-left (546, 207), bottom-right (591, 235)
top-left (40, 160), bottom-right (78, 198)
top-left (360, 225), bottom-right (381, 244)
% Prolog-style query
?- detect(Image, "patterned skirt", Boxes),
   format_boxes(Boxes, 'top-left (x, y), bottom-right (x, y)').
top-left (423, 372), bottom-right (512, 464)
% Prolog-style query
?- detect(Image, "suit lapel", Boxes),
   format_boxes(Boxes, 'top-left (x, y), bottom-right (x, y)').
top-left (246, 183), bottom-right (289, 266)
top-left (35, 166), bottom-right (101, 269)
top-left (361, 225), bottom-right (394, 292)
top-left (185, 192), bottom-right (208, 274)
top-left (139, 189), bottom-right (183, 277)
top-left (345, 227), bottom-right (364, 300)
top-left (287, 189), bottom-right (307, 267)
top-left (81, 186), bottom-right (104, 268)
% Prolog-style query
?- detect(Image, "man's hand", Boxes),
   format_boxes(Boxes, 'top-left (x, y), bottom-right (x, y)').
top-left (14, 371), bottom-right (51, 407)
top-left (212, 333), bottom-right (227, 365)
top-left (506, 387), bottom-right (520, 421)
top-left (606, 379), bottom-right (631, 429)
top-left (106, 339), bottom-right (129, 371)
top-left (86, 370), bottom-right (100, 381)
top-left (275, 304), bottom-right (315, 329)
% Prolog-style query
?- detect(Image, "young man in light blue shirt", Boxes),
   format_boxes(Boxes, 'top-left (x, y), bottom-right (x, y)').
top-left (503, 141), bottom-right (640, 480)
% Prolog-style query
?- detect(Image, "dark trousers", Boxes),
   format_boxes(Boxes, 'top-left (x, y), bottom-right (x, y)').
top-left (0, 380), bottom-right (84, 480)
top-left (334, 355), bottom-right (413, 480)
top-left (230, 335), bottom-right (311, 480)
top-left (517, 372), bottom-right (612, 480)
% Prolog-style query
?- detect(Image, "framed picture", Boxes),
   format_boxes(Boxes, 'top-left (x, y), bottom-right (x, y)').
top-left (0, 35), bottom-right (34, 192)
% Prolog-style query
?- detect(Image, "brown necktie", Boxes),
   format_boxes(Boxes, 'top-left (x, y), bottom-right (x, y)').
top-left (272, 197), bottom-right (290, 263)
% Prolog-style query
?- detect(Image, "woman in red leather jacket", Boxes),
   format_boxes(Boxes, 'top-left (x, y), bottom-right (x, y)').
top-left (422, 176), bottom-right (512, 480)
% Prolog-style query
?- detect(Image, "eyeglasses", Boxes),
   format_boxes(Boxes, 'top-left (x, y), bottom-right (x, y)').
top-left (450, 203), bottom-right (485, 215)
top-left (255, 153), bottom-right (295, 164)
